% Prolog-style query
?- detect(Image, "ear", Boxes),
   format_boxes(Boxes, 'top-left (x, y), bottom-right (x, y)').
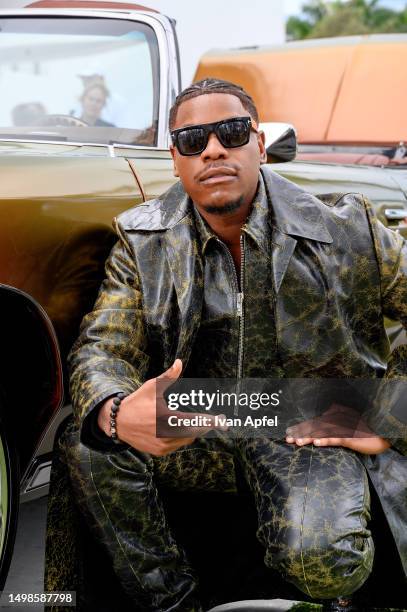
top-left (170, 144), bottom-right (179, 177)
top-left (257, 130), bottom-right (267, 164)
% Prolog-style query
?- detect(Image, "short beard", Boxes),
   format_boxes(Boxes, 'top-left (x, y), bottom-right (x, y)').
top-left (201, 195), bottom-right (244, 216)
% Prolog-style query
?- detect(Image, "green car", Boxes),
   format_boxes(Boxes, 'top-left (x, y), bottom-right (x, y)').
top-left (0, 3), bottom-right (405, 606)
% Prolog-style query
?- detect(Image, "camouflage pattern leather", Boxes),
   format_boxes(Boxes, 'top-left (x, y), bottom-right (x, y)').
top-left (58, 167), bottom-right (407, 606)
top-left (235, 438), bottom-right (373, 599)
top-left (69, 167), bottom-right (407, 438)
top-left (54, 421), bottom-right (373, 608)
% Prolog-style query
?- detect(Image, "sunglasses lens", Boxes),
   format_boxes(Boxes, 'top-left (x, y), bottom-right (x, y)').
top-left (173, 118), bottom-right (252, 155)
top-left (218, 120), bottom-right (250, 148)
top-left (176, 127), bottom-right (207, 155)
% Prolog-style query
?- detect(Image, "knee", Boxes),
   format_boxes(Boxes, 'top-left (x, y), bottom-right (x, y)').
top-left (58, 419), bottom-right (153, 502)
top-left (267, 530), bottom-right (374, 599)
top-left (273, 447), bottom-right (374, 598)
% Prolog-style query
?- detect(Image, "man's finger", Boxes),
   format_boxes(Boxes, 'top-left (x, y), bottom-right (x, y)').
top-left (155, 359), bottom-right (183, 395)
top-left (287, 411), bottom-right (364, 439)
top-left (313, 437), bottom-right (344, 447)
top-left (293, 426), bottom-right (353, 439)
top-left (287, 418), bottom-right (325, 438)
top-left (287, 436), bottom-right (314, 446)
top-left (313, 436), bottom-right (391, 455)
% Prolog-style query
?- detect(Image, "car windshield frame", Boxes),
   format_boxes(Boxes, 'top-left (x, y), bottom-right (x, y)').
top-left (0, 9), bottom-right (171, 148)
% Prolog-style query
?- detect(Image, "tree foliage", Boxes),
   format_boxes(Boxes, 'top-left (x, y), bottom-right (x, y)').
top-left (286, 0), bottom-right (407, 40)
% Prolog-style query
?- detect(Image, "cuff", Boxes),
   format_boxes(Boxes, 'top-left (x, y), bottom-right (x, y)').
top-left (81, 393), bottom-right (128, 452)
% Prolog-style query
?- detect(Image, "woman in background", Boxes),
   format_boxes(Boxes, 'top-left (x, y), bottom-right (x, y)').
top-left (79, 75), bottom-right (115, 127)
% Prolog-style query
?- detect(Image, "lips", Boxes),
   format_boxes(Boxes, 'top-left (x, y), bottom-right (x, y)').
top-left (199, 166), bottom-right (238, 184)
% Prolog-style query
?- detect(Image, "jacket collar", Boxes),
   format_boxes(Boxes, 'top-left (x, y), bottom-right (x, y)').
top-left (118, 164), bottom-right (332, 245)
top-left (260, 165), bottom-right (333, 244)
top-left (192, 174), bottom-right (271, 255)
top-left (118, 180), bottom-right (190, 231)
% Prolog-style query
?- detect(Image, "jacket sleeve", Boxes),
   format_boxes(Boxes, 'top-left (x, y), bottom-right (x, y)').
top-left (363, 196), bottom-right (407, 454)
top-left (68, 220), bottom-right (150, 448)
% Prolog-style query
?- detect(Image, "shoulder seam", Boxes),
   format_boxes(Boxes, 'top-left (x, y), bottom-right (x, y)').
top-left (317, 192), bottom-right (364, 207)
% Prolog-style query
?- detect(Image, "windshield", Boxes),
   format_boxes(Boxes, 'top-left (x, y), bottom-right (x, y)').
top-left (0, 17), bottom-right (159, 146)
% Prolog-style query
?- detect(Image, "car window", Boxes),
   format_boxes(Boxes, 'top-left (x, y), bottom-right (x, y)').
top-left (0, 17), bottom-right (159, 146)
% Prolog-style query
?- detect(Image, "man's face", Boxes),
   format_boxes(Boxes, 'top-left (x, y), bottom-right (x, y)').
top-left (170, 93), bottom-right (266, 214)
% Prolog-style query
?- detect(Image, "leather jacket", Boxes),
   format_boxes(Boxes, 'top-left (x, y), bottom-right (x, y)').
top-left (68, 165), bottom-right (407, 575)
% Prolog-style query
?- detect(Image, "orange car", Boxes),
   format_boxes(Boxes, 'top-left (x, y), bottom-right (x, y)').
top-left (195, 33), bottom-right (407, 165)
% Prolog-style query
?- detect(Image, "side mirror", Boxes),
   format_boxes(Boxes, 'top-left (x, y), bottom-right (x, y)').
top-left (259, 122), bottom-right (297, 163)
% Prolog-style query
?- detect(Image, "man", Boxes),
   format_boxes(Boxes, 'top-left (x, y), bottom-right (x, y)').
top-left (62, 79), bottom-right (406, 611)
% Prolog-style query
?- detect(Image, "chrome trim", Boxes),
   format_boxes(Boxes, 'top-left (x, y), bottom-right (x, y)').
top-left (298, 144), bottom-right (400, 155)
top-left (20, 484), bottom-right (49, 504)
top-left (0, 137), bottom-right (112, 149)
top-left (0, 8), bottom-right (180, 150)
top-left (0, 137), bottom-right (170, 153)
top-left (384, 208), bottom-right (407, 220)
top-left (20, 458), bottom-right (52, 495)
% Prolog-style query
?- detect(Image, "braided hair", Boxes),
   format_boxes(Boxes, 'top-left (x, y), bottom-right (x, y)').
top-left (169, 78), bottom-right (258, 130)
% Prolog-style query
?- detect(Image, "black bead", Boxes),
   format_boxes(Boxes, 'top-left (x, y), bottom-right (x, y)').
top-left (113, 397), bottom-right (121, 406)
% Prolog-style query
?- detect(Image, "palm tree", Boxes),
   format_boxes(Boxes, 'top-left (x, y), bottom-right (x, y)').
top-left (286, 0), bottom-right (407, 40)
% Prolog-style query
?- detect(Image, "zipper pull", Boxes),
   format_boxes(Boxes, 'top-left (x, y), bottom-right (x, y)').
top-left (236, 292), bottom-right (244, 317)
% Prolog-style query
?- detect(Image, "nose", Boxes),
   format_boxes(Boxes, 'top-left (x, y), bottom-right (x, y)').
top-left (201, 131), bottom-right (228, 160)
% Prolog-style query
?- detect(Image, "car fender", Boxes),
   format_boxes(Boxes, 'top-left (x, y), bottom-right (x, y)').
top-left (0, 284), bottom-right (63, 479)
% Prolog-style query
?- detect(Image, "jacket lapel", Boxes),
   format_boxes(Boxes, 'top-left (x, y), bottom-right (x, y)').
top-left (117, 183), bottom-right (204, 370)
top-left (164, 214), bottom-right (204, 368)
top-left (260, 166), bottom-right (333, 294)
top-left (271, 228), bottom-right (298, 294)
top-left (260, 166), bottom-right (333, 243)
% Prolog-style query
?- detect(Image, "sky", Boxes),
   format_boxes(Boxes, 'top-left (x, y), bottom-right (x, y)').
top-left (284, 0), bottom-right (407, 17)
top-left (1, 0), bottom-right (405, 15)
top-left (0, 0), bottom-right (285, 85)
top-left (0, 0), bottom-right (405, 83)
top-left (0, 0), bottom-right (405, 9)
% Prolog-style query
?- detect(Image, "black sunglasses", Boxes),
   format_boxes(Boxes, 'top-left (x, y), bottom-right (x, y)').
top-left (170, 116), bottom-right (256, 156)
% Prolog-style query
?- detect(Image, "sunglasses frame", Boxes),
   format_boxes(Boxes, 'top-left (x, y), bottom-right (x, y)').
top-left (170, 116), bottom-right (255, 156)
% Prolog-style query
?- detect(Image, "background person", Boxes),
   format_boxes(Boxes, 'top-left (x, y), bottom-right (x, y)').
top-left (77, 74), bottom-right (115, 127)
top-left (11, 102), bottom-right (46, 126)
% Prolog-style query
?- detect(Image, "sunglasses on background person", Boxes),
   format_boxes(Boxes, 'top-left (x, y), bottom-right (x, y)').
top-left (170, 116), bottom-right (258, 156)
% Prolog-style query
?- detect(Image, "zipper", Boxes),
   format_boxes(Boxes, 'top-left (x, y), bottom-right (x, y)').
top-left (236, 292), bottom-right (244, 317)
top-left (215, 235), bottom-right (246, 379)
top-left (237, 234), bottom-right (246, 380)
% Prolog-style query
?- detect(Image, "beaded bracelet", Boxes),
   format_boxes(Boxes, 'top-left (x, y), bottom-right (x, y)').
top-left (110, 392), bottom-right (126, 443)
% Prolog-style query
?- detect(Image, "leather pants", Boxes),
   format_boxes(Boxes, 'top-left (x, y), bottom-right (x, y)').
top-left (60, 423), bottom-right (374, 611)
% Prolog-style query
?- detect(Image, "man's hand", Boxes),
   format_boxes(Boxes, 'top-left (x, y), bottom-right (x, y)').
top-left (97, 359), bottom-right (226, 455)
top-left (285, 403), bottom-right (391, 455)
